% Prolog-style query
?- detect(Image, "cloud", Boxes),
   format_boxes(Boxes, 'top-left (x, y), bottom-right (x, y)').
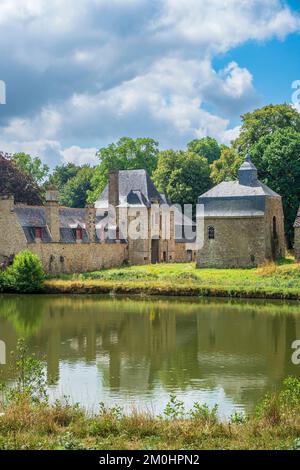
top-left (0, 0), bottom-right (299, 165)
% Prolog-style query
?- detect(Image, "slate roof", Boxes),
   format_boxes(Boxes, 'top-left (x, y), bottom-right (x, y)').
top-left (59, 208), bottom-right (87, 229)
top-left (199, 180), bottom-right (280, 199)
top-left (14, 206), bottom-right (47, 227)
top-left (294, 207), bottom-right (300, 228)
top-left (198, 155), bottom-right (281, 218)
top-left (95, 169), bottom-right (166, 208)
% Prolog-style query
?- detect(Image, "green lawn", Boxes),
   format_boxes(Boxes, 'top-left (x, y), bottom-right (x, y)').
top-left (45, 259), bottom-right (300, 300)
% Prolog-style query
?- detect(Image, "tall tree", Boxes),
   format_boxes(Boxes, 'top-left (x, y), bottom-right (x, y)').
top-left (153, 150), bottom-right (212, 207)
top-left (250, 128), bottom-right (300, 246)
top-left (46, 163), bottom-right (81, 190)
top-left (234, 104), bottom-right (300, 154)
top-left (0, 152), bottom-right (43, 205)
top-left (59, 166), bottom-right (94, 208)
top-left (87, 137), bottom-right (159, 203)
top-left (210, 147), bottom-right (243, 184)
top-left (187, 137), bottom-right (221, 164)
top-left (11, 153), bottom-right (49, 184)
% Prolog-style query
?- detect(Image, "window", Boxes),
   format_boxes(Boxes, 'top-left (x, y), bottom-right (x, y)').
top-left (75, 228), bottom-right (83, 241)
top-left (208, 226), bottom-right (215, 240)
top-left (35, 227), bottom-right (42, 240)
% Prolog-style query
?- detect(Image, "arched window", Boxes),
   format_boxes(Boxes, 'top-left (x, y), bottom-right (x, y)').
top-left (208, 226), bottom-right (215, 240)
top-left (273, 216), bottom-right (277, 239)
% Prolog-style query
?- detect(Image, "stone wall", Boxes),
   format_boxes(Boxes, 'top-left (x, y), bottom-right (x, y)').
top-left (29, 242), bottom-right (127, 274)
top-left (264, 197), bottom-right (285, 260)
top-left (294, 228), bottom-right (300, 261)
top-left (196, 216), bottom-right (266, 268)
top-left (0, 196), bottom-right (27, 258)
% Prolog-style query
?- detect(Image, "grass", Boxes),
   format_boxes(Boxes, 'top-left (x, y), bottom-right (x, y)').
top-left (45, 259), bottom-right (300, 300)
top-left (1, 380), bottom-right (300, 450)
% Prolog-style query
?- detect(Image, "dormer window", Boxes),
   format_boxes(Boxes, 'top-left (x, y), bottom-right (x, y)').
top-left (35, 227), bottom-right (43, 240)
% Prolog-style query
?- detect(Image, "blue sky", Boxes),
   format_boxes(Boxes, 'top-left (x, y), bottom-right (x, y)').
top-left (0, 0), bottom-right (299, 168)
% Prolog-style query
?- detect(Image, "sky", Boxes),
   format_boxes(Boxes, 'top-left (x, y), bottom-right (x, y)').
top-left (0, 0), bottom-right (299, 169)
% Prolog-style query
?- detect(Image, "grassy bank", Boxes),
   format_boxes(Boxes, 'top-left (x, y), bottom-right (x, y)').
top-left (45, 260), bottom-right (300, 300)
top-left (1, 379), bottom-right (300, 450)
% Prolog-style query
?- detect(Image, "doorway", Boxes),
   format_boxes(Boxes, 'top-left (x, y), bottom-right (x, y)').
top-left (151, 239), bottom-right (159, 264)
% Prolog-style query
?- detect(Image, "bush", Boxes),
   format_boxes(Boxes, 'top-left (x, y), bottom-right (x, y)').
top-left (0, 270), bottom-right (10, 292)
top-left (8, 251), bottom-right (45, 293)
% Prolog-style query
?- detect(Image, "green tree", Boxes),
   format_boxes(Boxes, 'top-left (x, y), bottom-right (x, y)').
top-left (187, 137), bottom-right (221, 164)
top-left (87, 137), bottom-right (159, 203)
top-left (250, 128), bottom-right (300, 245)
top-left (11, 153), bottom-right (49, 183)
top-left (234, 104), bottom-right (300, 154)
top-left (8, 251), bottom-right (45, 293)
top-left (153, 150), bottom-right (212, 206)
top-left (210, 147), bottom-right (243, 184)
top-left (46, 163), bottom-right (81, 190)
top-left (60, 166), bottom-right (94, 208)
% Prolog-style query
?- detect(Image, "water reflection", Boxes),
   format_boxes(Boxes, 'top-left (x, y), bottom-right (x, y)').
top-left (0, 295), bottom-right (300, 417)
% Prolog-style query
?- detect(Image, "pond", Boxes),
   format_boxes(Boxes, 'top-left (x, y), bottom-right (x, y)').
top-left (0, 294), bottom-right (300, 419)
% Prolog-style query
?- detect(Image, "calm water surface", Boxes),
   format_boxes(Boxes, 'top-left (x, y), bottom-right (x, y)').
top-left (0, 294), bottom-right (300, 419)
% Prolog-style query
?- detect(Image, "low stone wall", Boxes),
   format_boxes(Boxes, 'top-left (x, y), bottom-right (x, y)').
top-left (29, 242), bottom-right (128, 274)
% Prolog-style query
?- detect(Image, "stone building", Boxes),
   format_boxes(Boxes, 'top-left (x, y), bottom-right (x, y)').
top-left (196, 155), bottom-right (285, 268)
top-left (293, 208), bottom-right (300, 261)
top-left (0, 169), bottom-right (196, 274)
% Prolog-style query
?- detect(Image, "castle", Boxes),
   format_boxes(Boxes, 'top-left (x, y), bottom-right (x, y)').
top-left (0, 155), bottom-right (292, 273)
top-left (0, 169), bottom-right (196, 274)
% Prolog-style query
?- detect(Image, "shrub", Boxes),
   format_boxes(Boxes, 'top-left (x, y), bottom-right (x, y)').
top-left (8, 251), bottom-right (45, 293)
top-left (0, 270), bottom-right (10, 292)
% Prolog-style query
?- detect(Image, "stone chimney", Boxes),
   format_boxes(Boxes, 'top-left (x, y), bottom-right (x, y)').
top-left (45, 187), bottom-right (60, 242)
top-left (108, 170), bottom-right (119, 208)
top-left (0, 195), bottom-right (14, 212)
top-left (108, 170), bottom-right (119, 241)
top-left (86, 204), bottom-right (96, 242)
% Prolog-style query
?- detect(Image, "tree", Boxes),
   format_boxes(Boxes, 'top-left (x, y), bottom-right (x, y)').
top-left (87, 137), bottom-right (159, 203)
top-left (153, 150), bottom-right (212, 207)
top-left (46, 163), bottom-right (81, 190)
top-left (59, 166), bottom-right (94, 208)
top-left (8, 250), bottom-right (45, 293)
top-left (0, 152), bottom-right (43, 205)
top-left (11, 153), bottom-right (49, 184)
top-left (210, 147), bottom-right (243, 184)
top-left (187, 137), bottom-right (221, 164)
top-left (250, 128), bottom-right (300, 246)
top-left (234, 104), bottom-right (300, 154)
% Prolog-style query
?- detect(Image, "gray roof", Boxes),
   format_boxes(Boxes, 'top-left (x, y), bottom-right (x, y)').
top-left (95, 169), bottom-right (166, 208)
top-left (199, 180), bottom-right (280, 199)
top-left (59, 208), bottom-right (87, 229)
top-left (198, 155), bottom-right (281, 218)
top-left (15, 206), bottom-right (47, 227)
top-left (294, 207), bottom-right (300, 228)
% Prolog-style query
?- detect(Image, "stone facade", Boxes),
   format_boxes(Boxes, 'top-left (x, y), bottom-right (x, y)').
top-left (0, 169), bottom-right (196, 273)
top-left (293, 207), bottom-right (300, 261)
top-left (196, 155), bottom-right (286, 269)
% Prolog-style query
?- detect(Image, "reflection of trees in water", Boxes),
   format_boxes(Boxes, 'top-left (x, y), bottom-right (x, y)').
top-left (1, 295), bottom-right (300, 410)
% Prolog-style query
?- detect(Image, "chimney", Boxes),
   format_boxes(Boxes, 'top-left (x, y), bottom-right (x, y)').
top-left (108, 170), bottom-right (119, 208)
top-left (0, 195), bottom-right (14, 213)
top-left (45, 187), bottom-right (60, 242)
top-left (108, 170), bottom-right (119, 241)
top-left (86, 204), bottom-right (96, 242)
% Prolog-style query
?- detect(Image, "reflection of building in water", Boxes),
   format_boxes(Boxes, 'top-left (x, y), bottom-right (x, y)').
top-left (0, 296), bottom-right (300, 412)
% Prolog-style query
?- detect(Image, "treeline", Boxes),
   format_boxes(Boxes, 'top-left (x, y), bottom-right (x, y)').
top-left (1, 103), bottom-right (300, 244)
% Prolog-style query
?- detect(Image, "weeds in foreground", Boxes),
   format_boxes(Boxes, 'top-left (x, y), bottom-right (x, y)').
top-left (0, 342), bottom-right (300, 450)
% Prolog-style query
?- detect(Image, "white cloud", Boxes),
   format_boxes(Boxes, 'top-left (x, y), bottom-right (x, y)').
top-left (0, 0), bottom-right (299, 164)
top-left (61, 146), bottom-right (98, 165)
